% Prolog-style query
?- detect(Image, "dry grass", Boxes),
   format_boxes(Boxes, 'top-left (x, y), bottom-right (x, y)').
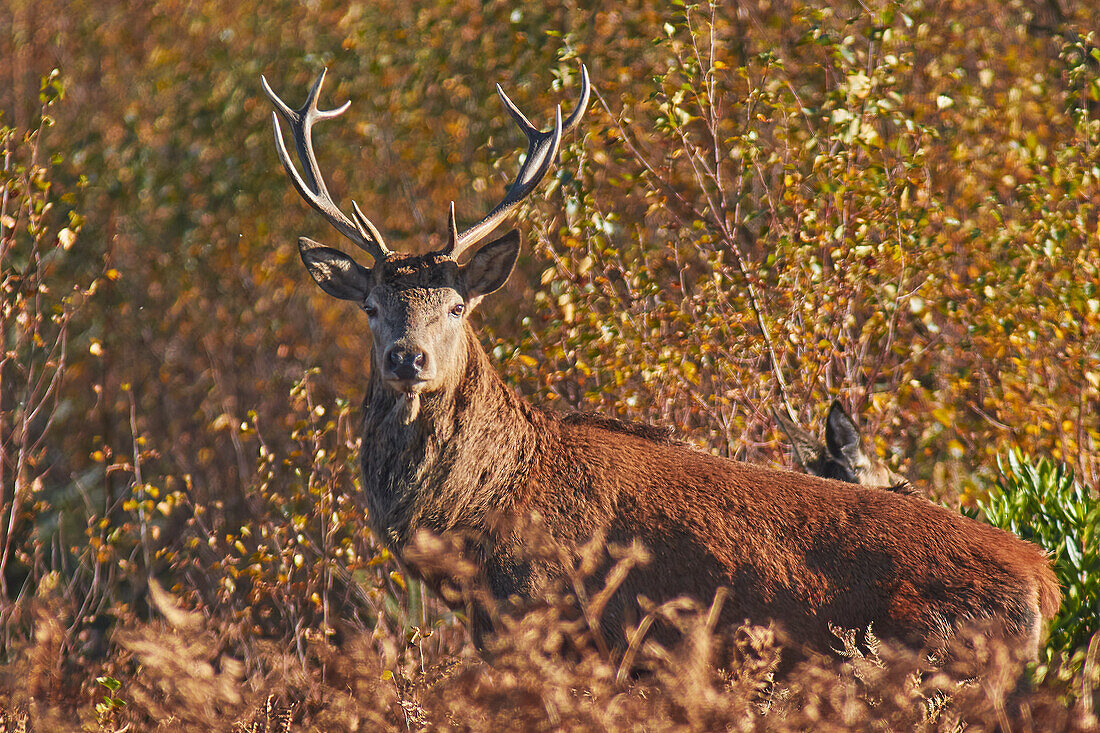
top-left (1, 541), bottom-right (1096, 732)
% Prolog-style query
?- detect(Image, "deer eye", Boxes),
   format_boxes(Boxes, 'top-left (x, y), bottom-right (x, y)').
top-left (362, 302), bottom-right (378, 317)
top-left (449, 303), bottom-right (465, 318)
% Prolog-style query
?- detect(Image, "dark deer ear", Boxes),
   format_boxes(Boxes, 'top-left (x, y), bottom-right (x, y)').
top-left (824, 401), bottom-right (863, 470)
top-left (298, 237), bottom-right (372, 301)
top-left (463, 229), bottom-right (520, 307)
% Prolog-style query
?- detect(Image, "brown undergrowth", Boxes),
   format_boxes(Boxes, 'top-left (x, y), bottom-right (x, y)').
top-left (0, 538), bottom-right (1096, 732)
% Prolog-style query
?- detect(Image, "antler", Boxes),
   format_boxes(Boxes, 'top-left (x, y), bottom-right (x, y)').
top-left (442, 64), bottom-right (590, 260)
top-left (261, 70), bottom-right (391, 262)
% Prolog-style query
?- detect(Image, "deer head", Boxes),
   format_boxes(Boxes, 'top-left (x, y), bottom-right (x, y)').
top-left (261, 68), bottom-right (589, 397)
top-left (774, 400), bottom-right (909, 489)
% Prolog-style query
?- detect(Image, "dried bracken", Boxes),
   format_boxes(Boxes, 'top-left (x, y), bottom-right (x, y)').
top-left (1, 548), bottom-right (1097, 731)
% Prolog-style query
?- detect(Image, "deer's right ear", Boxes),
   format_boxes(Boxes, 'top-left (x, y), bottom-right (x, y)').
top-left (824, 401), bottom-right (863, 469)
top-left (462, 229), bottom-right (520, 307)
top-left (298, 237), bottom-right (372, 301)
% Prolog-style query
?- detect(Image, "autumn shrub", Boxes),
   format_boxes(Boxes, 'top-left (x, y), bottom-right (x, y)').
top-left (513, 3), bottom-right (1100, 500)
top-left (93, 369), bottom-right (467, 670)
top-left (0, 69), bottom-right (116, 661)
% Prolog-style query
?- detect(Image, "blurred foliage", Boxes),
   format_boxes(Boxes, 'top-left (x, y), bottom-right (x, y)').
top-left (979, 450), bottom-right (1099, 667)
top-left (0, 0), bottom-right (1099, 722)
top-left (513, 2), bottom-right (1100, 504)
top-left (0, 66), bottom-right (108, 656)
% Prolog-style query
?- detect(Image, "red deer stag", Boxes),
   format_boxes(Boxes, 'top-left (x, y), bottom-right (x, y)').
top-left (774, 401), bottom-right (916, 494)
top-left (261, 68), bottom-right (1059, 662)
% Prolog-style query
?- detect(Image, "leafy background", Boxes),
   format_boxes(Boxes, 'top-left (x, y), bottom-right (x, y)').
top-left (0, 0), bottom-right (1097, 727)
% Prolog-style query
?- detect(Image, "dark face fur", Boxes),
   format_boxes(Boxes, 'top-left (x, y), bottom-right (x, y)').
top-left (296, 230), bottom-right (521, 397)
top-left (363, 255), bottom-right (467, 394)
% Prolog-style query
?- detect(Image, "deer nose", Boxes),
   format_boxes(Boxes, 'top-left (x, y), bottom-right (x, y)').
top-left (385, 346), bottom-right (427, 382)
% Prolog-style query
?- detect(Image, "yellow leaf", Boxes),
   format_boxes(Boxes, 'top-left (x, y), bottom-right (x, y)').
top-left (846, 72), bottom-right (872, 100)
top-left (58, 227), bottom-right (77, 250)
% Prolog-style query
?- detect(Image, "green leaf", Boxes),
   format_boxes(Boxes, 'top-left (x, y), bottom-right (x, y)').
top-left (1064, 539), bottom-right (1083, 570)
top-left (96, 675), bottom-right (121, 692)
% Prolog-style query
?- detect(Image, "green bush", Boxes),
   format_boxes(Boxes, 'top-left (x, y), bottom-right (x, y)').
top-left (979, 449), bottom-right (1099, 661)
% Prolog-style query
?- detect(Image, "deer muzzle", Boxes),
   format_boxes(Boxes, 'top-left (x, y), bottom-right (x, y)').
top-left (384, 345), bottom-right (429, 392)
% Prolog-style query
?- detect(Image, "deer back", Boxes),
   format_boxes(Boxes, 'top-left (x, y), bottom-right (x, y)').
top-left (519, 417), bottom-right (1059, 657)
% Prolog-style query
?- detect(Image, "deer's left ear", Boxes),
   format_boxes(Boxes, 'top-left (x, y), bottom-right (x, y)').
top-left (773, 408), bottom-right (822, 473)
top-left (462, 229), bottom-right (520, 308)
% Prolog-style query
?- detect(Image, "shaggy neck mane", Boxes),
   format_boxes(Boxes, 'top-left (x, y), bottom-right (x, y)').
top-left (360, 324), bottom-right (542, 550)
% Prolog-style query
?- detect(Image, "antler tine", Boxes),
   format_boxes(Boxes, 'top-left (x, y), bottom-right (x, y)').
top-left (445, 201), bottom-right (459, 252)
top-left (444, 64), bottom-right (590, 260)
top-left (261, 70), bottom-right (390, 262)
top-left (562, 64), bottom-right (590, 134)
top-left (351, 200), bottom-right (388, 256)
